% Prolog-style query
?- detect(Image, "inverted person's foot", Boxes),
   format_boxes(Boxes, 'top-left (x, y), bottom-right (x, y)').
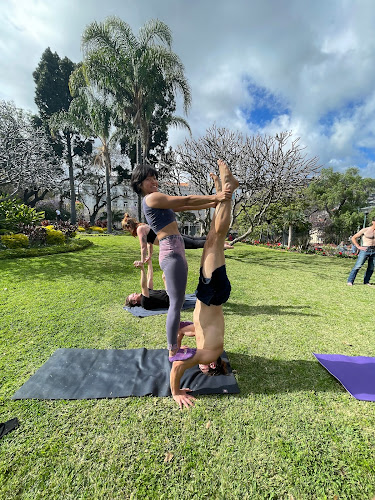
top-left (218, 159), bottom-right (239, 193)
top-left (210, 172), bottom-right (222, 192)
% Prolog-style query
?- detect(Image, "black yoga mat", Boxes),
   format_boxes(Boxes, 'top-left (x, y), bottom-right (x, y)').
top-left (123, 293), bottom-right (197, 318)
top-left (12, 348), bottom-right (239, 400)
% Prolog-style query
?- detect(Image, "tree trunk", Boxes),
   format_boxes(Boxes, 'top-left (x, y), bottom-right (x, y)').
top-left (104, 150), bottom-right (112, 234)
top-left (66, 133), bottom-right (76, 224)
top-left (287, 224), bottom-right (293, 249)
top-left (136, 131), bottom-right (143, 222)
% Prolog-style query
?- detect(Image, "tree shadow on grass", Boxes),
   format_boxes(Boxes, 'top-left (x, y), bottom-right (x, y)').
top-left (224, 301), bottom-right (320, 317)
top-left (226, 252), bottom-right (352, 271)
top-left (0, 246), bottom-right (138, 283)
top-left (227, 352), bottom-right (343, 396)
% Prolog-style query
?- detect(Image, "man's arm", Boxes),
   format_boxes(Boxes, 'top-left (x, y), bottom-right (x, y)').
top-left (170, 348), bottom-right (221, 409)
top-left (133, 261), bottom-right (149, 297)
top-left (351, 228), bottom-right (366, 250)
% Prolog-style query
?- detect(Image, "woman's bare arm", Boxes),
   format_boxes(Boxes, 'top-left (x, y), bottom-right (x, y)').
top-left (145, 191), bottom-right (231, 210)
top-left (137, 225), bottom-right (150, 263)
top-left (173, 202), bottom-right (217, 212)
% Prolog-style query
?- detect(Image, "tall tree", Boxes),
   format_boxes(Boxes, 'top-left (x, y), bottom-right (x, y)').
top-left (0, 100), bottom-right (61, 202)
top-left (33, 48), bottom-right (80, 223)
top-left (77, 17), bottom-right (191, 160)
top-left (72, 17), bottom-right (191, 219)
top-left (50, 88), bottom-right (120, 232)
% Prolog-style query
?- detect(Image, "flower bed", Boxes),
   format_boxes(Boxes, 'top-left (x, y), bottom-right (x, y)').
top-left (249, 241), bottom-right (357, 258)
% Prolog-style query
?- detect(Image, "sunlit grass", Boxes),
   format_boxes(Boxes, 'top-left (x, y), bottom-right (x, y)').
top-left (1, 236), bottom-right (374, 499)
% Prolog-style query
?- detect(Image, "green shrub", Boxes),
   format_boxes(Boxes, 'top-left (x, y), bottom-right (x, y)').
top-left (46, 228), bottom-right (65, 245)
top-left (1, 233), bottom-right (29, 249)
top-left (0, 199), bottom-right (44, 232)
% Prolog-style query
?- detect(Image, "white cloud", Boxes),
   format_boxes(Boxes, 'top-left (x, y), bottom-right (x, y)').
top-left (1, 0), bottom-right (375, 178)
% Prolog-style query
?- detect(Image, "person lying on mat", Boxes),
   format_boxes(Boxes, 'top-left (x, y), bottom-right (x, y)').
top-left (170, 160), bottom-right (239, 409)
top-left (130, 162), bottom-right (231, 362)
top-left (121, 214), bottom-right (234, 264)
top-left (125, 259), bottom-right (170, 310)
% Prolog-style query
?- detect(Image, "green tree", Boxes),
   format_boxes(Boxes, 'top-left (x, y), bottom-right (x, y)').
top-left (73, 17), bottom-right (191, 219)
top-left (77, 17), bottom-right (191, 160)
top-left (307, 167), bottom-right (375, 242)
top-left (50, 88), bottom-right (120, 232)
top-left (33, 48), bottom-right (81, 223)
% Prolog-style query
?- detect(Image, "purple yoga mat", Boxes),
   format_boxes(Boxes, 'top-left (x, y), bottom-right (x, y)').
top-left (313, 353), bottom-right (375, 401)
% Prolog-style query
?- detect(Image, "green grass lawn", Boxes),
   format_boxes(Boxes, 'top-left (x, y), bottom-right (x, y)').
top-left (1, 235), bottom-right (374, 499)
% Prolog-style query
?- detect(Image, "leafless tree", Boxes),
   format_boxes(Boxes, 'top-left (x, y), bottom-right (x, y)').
top-left (159, 126), bottom-right (320, 242)
top-left (0, 101), bottom-right (62, 202)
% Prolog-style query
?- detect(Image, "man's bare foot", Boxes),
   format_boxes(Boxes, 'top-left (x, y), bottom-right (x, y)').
top-left (347, 282), bottom-right (353, 286)
top-left (224, 242), bottom-right (233, 249)
top-left (218, 159), bottom-right (239, 193)
top-left (210, 172), bottom-right (222, 192)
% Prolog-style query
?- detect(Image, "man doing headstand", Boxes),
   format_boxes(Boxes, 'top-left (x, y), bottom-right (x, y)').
top-left (170, 160), bottom-right (239, 409)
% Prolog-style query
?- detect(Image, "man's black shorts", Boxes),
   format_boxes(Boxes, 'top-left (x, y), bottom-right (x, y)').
top-left (195, 265), bottom-right (231, 306)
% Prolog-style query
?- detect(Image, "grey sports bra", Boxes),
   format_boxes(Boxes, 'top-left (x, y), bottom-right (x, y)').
top-left (142, 196), bottom-right (176, 234)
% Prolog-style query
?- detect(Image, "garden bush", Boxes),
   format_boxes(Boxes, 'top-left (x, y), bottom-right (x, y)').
top-left (0, 199), bottom-right (44, 232)
top-left (1, 233), bottom-right (29, 249)
top-left (45, 228), bottom-right (66, 245)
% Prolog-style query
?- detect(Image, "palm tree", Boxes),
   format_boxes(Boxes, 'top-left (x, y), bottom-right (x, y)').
top-left (75, 17), bottom-right (191, 163)
top-left (50, 88), bottom-right (119, 232)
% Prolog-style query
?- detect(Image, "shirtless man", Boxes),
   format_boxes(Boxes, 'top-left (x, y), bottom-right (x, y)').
top-left (347, 217), bottom-right (375, 286)
top-left (170, 160), bottom-right (239, 409)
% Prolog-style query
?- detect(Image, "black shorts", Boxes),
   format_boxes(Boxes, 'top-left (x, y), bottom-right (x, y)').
top-left (195, 265), bottom-right (231, 306)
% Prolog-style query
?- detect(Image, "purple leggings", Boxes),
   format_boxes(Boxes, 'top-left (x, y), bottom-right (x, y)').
top-left (159, 234), bottom-right (188, 351)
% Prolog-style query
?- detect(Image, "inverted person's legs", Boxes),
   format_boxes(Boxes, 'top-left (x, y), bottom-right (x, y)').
top-left (200, 161), bottom-right (238, 279)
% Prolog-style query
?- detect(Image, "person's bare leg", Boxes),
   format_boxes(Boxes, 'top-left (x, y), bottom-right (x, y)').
top-left (210, 172), bottom-right (222, 193)
top-left (201, 162), bottom-right (238, 278)
top-left (218, 159), bottom-right (239, 193)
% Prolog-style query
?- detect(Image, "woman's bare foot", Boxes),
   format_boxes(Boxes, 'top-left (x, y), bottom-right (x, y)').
top-left (224, 242), bottom-right (234, 249)
top-left (210, 172), bottom-right (222, 192)
top-left (218, 159), bottom-right (239, 193)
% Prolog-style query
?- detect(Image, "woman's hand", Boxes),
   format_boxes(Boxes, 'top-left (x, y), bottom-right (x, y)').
top-left (215, 188), bottom-right (232, 203)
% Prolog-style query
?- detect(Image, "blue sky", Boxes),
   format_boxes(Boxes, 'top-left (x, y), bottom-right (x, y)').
top-left (1, 0), bottom-right (375, 178)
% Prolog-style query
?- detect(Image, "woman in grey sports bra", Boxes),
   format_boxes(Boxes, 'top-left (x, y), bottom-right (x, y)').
top-left (130, 164), bottom-right (231, 362)
top-left (121, 213), bottom-right (233, 265)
